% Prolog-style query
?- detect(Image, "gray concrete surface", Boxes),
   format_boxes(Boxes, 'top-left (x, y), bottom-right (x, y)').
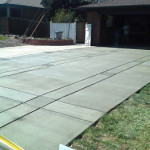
top-left (0, 46), bottom-right (150, 150)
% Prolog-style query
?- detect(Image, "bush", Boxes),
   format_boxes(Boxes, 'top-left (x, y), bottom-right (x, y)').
top-left (51, 9), bottom-right (73, 23)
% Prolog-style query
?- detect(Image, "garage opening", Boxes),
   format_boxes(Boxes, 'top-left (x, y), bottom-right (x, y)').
top-left (101, 15), bottom-right (150, 47)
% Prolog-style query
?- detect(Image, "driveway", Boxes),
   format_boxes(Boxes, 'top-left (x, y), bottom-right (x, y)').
top-left (0, 46), bottom-right (150, 150)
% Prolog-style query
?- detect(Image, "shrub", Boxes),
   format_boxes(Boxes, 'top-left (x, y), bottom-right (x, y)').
top-left (51, 9), bottom-right (73, 23)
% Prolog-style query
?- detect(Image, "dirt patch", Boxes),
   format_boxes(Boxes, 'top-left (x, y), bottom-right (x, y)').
top-left (0, 35), bottom-right (26, 48)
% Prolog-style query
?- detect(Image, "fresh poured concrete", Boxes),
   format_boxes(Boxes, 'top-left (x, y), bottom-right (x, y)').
top-left (0, 46), bottom-right (150, 150)
top-left (0, 109), bottom-right (92, 150)
top-left (44, 101), bottom-right (104, 122)
top-left (0, 97), bottom-right (20, 113)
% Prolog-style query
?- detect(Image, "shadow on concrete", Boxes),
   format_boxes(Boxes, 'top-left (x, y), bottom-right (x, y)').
top-left (96, 45), bottom-right (150, 50)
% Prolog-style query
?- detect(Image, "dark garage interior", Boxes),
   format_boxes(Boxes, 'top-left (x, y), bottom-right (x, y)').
top-left (101, 15), bottom-right (150, 47)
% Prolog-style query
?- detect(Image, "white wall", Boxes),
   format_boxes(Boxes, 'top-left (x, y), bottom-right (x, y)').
top-left (50, 22), bottom-right (76, 44)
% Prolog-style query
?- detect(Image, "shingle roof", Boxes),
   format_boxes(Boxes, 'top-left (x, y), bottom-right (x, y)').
top-left (0, 0), bottom-right (44, 8)
top-left (80, 0), bottom-right (150, 9)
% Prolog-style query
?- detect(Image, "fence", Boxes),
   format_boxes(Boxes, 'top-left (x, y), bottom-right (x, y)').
top-left (50, 22), bottom-right (76, 44)
top-left (0, 17), bottom-right (50, 37)
top-left (9, 18), bottom-right (50, 37)
top-left (0, 18), bottom-right (9, 33)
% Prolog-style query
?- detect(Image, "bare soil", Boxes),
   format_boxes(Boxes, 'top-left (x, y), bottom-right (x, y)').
top-left (0, 35), bottom-right (26, 48)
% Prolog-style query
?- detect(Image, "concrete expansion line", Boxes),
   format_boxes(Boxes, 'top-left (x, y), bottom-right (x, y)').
top-left (0, 51), bottom-right (115, 78)
top-left (0, 52), bottom-right (148, 102)
top-left (38, 54), bottom-right (150, 96)
top-left (0, 53), bottom-right (150, 107)
top-left (0, 52), bottom-right (150, 100)
top-left (0, 94), bottom-right (38, 114)
top-left (0, 55), bottom-right (150, 129)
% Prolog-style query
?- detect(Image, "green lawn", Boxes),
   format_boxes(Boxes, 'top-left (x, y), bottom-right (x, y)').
top-left (0, 36), bottom-right (7, 40)
top-left (71, 83), bottom-right (150, 150)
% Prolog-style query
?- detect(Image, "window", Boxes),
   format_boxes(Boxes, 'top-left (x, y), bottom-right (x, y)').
top-left (10, 8), bottom-right (21, 18)
top-left (0, 8), bottom-right (7, 17)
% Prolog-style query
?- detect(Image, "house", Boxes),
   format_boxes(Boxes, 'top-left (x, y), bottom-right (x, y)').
top-left (0, 0), bottom-right (49, 37)
top-left (79, 0), bottom-right (150, 46)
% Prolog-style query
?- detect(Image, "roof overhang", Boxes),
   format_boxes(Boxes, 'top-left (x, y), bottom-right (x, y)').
top-left (78, 5), bottom-right (150, 15)
top-left (0, 0), bottom-right (44, 9)
top-left (0, 4), bottom-right (44, 9)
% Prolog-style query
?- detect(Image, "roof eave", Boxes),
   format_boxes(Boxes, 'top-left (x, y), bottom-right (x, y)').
top-left (0, 3), bottom-right (44, 8)
top-left (78, 4), bottom-right (150, 11)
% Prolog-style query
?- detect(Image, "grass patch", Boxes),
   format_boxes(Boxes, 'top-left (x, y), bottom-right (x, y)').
top-left (0, 36), bottom-right (7, 40)
top-left (71, 83), bottom-right (150, 150)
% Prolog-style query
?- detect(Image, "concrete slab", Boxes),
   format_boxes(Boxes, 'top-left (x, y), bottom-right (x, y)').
top-left (60, 80), bottom-right (137, 112)
top-left (44, 101), bottom-right (104, 122)
top-left (0, 97), bottom-right (20, 113)
top-left (0, 46), bottom-right (150, 150)
top-left (104, 62), bottom-right (141, 75)
top-left (104, 64), bottom-right (150, 89)
top-left (43, 61), bottom-right (144, 100)
top-left (0, 104), bottom-right (37, 128)
top-left (60, 62), bottom-right (150, 112)
top-left (26, 96), bottom-right (54, 107)
top-left (44, 74), bottom-right (107, 100)
top-left (0, 65), bottom-right (46, 78)
top-left (0, 109), bottom-right (91, 150)
top-left (0, 86), bottom-right (36, 102)
top-left (0, 144), bottom-right (12, 150)
top-left (0, 45), bottom-right (88, 58)
top-left (9, 53), bottom-right (65, 66)
top-left (134, 56), bottom-right (150, 62)
top-left (0, 61), bottom-right (32, 74)
top-left (0, 72), bottom-right (72, 95)
top-left (56, 54), bottom-right (131, 75)
top-left (0, 52), bottom-right (139, 95)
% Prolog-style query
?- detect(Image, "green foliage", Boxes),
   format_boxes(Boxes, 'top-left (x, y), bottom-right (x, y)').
top-left (51, 9), bottom-right (73, 23)
top-left (41, 0), bottom-right (90, 21)
top-left (0, 36), bottom-right (7, 40)
top-left (41, 0), bottom-right (91, 9)
top-left (72, 83), bottom-right (150, 150)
